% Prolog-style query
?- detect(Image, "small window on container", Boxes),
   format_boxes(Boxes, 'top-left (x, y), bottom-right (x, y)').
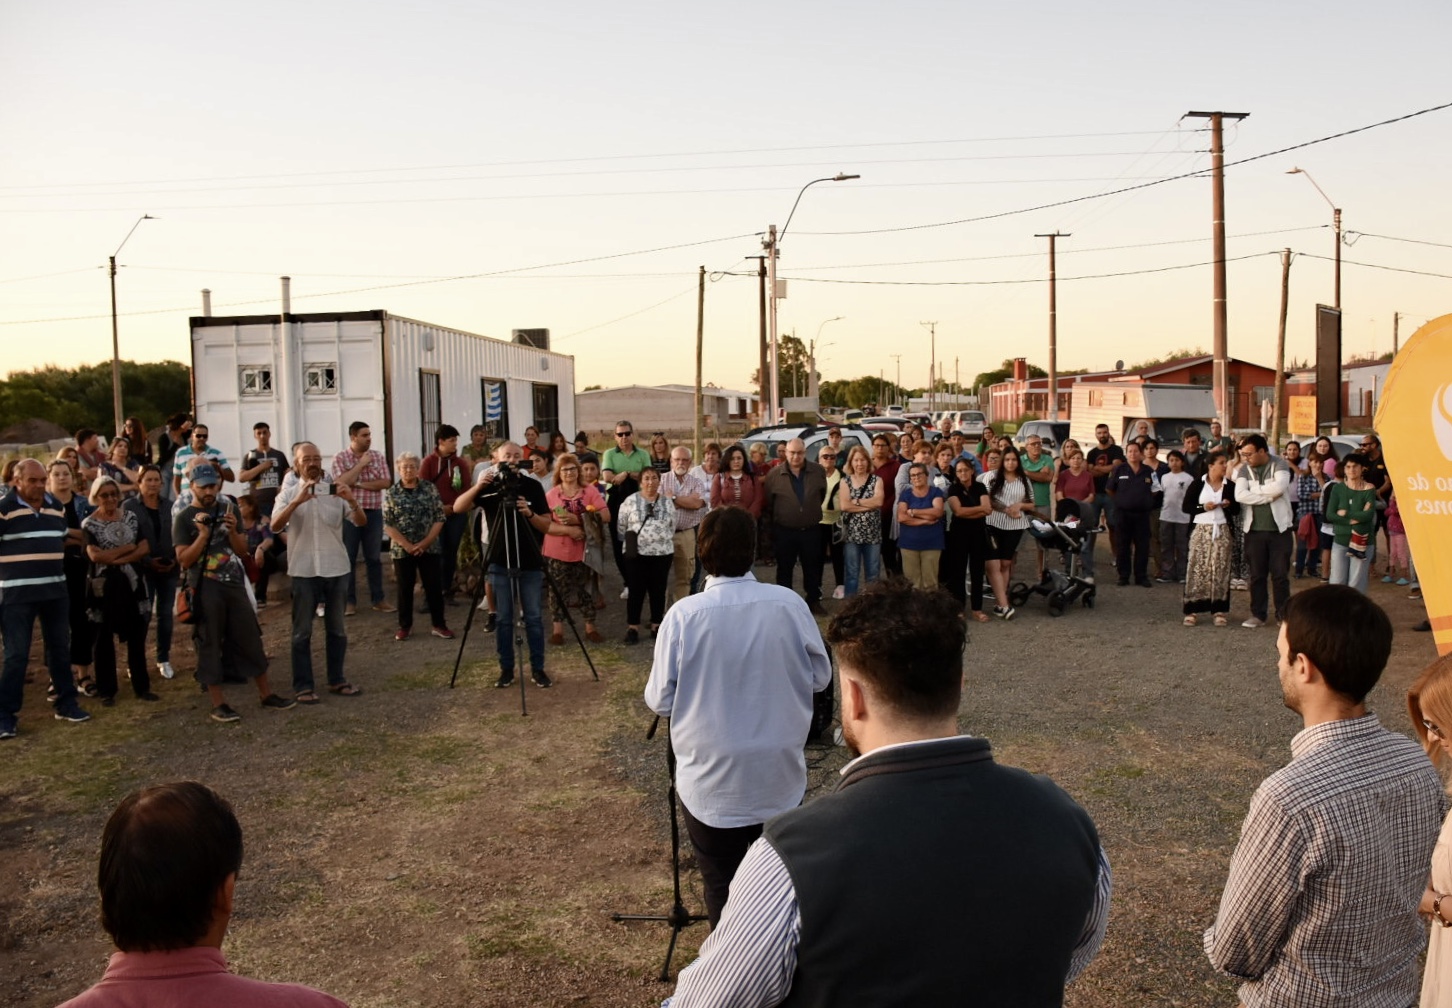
top-left (239, 366), bottom-right (274, 397)
top-left (303, 363), bottom-right (338, 395)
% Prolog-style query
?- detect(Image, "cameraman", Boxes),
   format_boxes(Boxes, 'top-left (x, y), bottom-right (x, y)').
top-left (172, 465), bottom-right (293, 723)
top-left (454, 441), bottom-right (556, 689)
top-left (272, 443), bottom-right (366, 703)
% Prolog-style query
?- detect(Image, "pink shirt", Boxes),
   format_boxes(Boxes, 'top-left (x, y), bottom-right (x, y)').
top-left (329, 448), bottom-right (391, 511)
top-left (58, 947), bottom-right (348, 1008)
top-left (541, 484), bottom-right (608, 563)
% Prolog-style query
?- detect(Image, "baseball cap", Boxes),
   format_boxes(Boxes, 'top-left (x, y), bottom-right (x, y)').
top-left (191, 464), bottom-right (221, 486)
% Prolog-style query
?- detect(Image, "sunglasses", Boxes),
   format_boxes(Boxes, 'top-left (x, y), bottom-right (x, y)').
top-left (615, 431), bottom-right (633, 437)
top-left (819, 453), bottom-right (836, 458)
top-left (193, 433), bottom-right (208, 440)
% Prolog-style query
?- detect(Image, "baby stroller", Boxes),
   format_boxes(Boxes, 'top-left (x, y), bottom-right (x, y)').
top-left (1008, 499), bottom-right (1097, 617)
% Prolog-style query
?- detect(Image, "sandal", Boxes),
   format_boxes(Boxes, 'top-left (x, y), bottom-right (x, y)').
top-left (971, 611), bottom-right (991, 623)
top-left (1183, 615), bottom-right (1197, 627)
top-left (327, 683), bottom-right (363, 697)
top-left (76, 674), bottom-right (98, 697)
top-left (294, 691), bottom-right (321, 705)
top-left (1213, 614), bottom-right (1229, 627)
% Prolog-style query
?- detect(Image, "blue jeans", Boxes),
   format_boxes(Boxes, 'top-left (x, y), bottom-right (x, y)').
top-left (1, 596), bottom-right (75, 717)
top-left (842, 541), bottom-right (881, 597)
top-left (1329, 540), bottom-right (1376, 594)
top-left (489, 565), bottom-right (545, 676)
top-left (343, 508), bottom-right (385, 606)
top-left (290, 575), bottom-right (349, 693)
top-left (149, 571), bottom-right (178, 663)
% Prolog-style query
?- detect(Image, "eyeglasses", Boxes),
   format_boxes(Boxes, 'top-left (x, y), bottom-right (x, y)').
top-left (819, 453), bottom-right (836, 459)
top-left (558, 465), bottom-right (579, 472)
top-left (615, 431), bottom-right (632, 437)
top-left (1424, 718), bottom-right (1443, 739)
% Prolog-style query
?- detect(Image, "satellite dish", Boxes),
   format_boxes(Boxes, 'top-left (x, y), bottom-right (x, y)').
top-left (1114, 359), bottom-right (1125, 371)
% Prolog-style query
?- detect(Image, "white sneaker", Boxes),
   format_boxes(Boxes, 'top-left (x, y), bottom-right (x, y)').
top-left (158, 661), bottom-right (175, 680)
top-left (832, 585), bottom-right (845, 600)
top-left (1241, 616), bottom-right (1265, 629)
top-left (619, 588), bottom-right (629, 600)
top-left (315, 603), bottom-right (325, 618)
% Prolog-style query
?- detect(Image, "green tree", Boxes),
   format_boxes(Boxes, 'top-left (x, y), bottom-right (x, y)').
top-left (819, 376), bottom-right (905, 409)
top-left (749, 334), bottom-right (817, 399)
top-left (0, 360), bottom-right (191, 436)
top-left (971, 359), bottom-right (1047, 390)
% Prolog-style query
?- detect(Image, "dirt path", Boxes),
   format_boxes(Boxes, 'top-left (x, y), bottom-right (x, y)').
top-left (1, 550), bottom-right (1441, 1007)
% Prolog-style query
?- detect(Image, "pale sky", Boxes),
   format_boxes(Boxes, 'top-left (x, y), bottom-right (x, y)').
top-left (3, 1), bottom-right (1449, 396)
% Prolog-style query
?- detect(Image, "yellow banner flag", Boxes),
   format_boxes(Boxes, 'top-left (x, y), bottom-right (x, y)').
top-left (1376, 313), bottom-right (1452, 655)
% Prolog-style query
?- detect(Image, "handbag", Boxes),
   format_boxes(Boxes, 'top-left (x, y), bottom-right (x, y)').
top-left (175, 577), bottom-right (201, 625)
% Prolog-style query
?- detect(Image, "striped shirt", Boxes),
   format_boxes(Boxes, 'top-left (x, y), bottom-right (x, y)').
top-left (1204, 713), bottom-right (1446, 1008)
top-left (0, 489), bottom-right (69, 604)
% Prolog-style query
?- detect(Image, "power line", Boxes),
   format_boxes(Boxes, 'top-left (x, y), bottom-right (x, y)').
top-left (1298, 253), bottom-right (1452, 281)
top-left (797, 100), bottom-right (1452, 236)
top-left (1344, 231), bottom-right (1452, 252)
top-left (779, 251), bottom-right (1279, 285)
top-left (0, 130), bottom-right (1186, 192)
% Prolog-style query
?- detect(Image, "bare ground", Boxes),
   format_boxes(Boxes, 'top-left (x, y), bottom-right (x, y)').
top-left (0, 547), bottom-right (1441, 1007)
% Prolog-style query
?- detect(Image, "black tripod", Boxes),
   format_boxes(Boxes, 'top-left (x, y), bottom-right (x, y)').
top-left (449, 469), bottom-right (598, 715)
top-left (611, 715), bottom-right (708, 982)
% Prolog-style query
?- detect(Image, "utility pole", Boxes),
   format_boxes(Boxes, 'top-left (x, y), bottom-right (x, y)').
top-left (920, 322), bottom-right (937, 413)
top-left (1271, 249), bottom-right (1291, 446)
top-left (1035, 231), bottom-right (1070, 421)
top-left (694, 265), bottom-right (705, 458)
top-left (954, 357), bottom-right (960, 402)
top-left (749, 256), bottom-right (767, 426)
top-left (890, 354), bottom-right (902, 407)
top-left (1185, 110), bottom-right (1249, 432)
top-left (1393, 311), bottom-right (1400, 354)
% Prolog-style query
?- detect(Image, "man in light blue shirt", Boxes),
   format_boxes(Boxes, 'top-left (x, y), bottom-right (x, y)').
top-left (644, 506), bottom-right (832, 927)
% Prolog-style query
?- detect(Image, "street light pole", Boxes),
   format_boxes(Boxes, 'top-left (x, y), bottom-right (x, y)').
top-left (108, 214), bottom-right (155, 435)
top-left (808, 316), bottom-right (843, 401)
top-left (1286, 167), bottom-right (1341, 310)
top-left (920, 321), bottom-right (937, 413)
top-left (765, 173), bottom-right (859, 422)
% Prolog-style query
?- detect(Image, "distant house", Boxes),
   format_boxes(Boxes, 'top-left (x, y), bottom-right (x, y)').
top-left (986, 355), bottom-right (1278, 429)
top-left (1283, 358), bottom-right (1391, 430)
top-left (575, 385), bottom-right (759, 440)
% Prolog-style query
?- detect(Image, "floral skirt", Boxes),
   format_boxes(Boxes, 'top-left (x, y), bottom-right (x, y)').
top-left (546, 557), bottom-right (594, 622)
top-left (1183, 523), bottom-right (1232, 615)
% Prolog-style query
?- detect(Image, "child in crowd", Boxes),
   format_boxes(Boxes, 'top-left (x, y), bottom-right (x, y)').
top-left (1383, 493), bottom-right (1411, 586)
top-left (1156, 450), bottom-right (1193, 582)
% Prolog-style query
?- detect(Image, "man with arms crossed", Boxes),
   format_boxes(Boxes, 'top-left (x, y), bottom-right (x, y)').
top-left (668, 579), bottom-right (1109, 1006)
top-left (645, 506), bottom-right (832, 930)
top-left (59, 781), bottom-right (347, 1008)
top-left (1204, 584), bottom-right (1444, 1007)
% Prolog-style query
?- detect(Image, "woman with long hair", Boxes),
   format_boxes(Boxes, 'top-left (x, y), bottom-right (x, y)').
top-left (82, 476), bottom-right (154, 705)
top-left (383, 451), bottom-right (449, 640)
top-left (124, 465), bottom-right (179, 680)
top-left (1407, 653), bottom-right (1452, 1006)
top-left (711, 444), bottom-right (761, 515)
top-left (943, 457), bottom-right (992, 620)
top-left (100, 437), bottom-right (141, 499)
top-left (617, 468), bottom-right (676, 644)
top-left (1181, 452), bottom-right (1240, 626)
top-left (237, 494), bottom-right (283, 609)
top-left (1325, 452), bottom-right (1379, 593)
top-left (836, 444), bottom-right (883, 597)
top-left (547, 430), bottom-right (570, 461)
top-left (121, 416), bottom-right (151, 467)
top-left (542, 453), bottom-right (607, 645)
top-left (647, 432), bottom-right (672, 474)
top-left (980, 447), bottom-right (1035, 620)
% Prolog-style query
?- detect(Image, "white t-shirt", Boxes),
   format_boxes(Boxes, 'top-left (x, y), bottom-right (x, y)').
top-left (1160, 471), bottom-right (1194, 524)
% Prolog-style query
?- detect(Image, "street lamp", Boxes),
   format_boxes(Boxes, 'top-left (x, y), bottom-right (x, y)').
top-left (109, 214), bottom-right (156, 435)
top-left (1286, 167), bottom-right (1341, 309)
top-left (765, 173), bottom-right (859, 421)
top-left (807, 317), bottom-right (843, 399)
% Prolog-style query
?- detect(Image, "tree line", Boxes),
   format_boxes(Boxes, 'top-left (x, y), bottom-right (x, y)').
top-left (0, 361), bottom-right (191, 439)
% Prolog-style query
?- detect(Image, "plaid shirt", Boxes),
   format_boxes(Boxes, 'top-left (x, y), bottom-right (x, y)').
top-left (330, 448), bottom-right (391, 511)
top-left (1204, 714), bottom-right (1445, 1008)
top-left (1296, 471), bottom-right (1324, 518)
top-left (661, 470), bottom-right (710, 531)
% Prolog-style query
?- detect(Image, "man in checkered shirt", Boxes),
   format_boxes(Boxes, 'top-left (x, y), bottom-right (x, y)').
top-left (1204, 584), bottom-right (1445, 1007)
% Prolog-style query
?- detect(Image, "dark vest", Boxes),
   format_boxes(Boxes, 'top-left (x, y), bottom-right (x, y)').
top-left (764, 736), bottom-right (1100, 1008)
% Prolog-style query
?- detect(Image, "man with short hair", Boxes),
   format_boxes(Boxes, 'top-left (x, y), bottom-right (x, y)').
top-left (1087, 424), bottom-right (1126, 559)
top-left (1207, 419), bottom-right (1233, 454)
top-left (661, 446), bottom-right (708, 606)
top-left (59, 781), bottom-right (348, 1007)
top-left (272, 444), bottom-right (366, 704)
top-left (645, 507), bottom-right (832, 928)
top-left (1021, 434), bottom-right (1056, 577)
top-left (761, 438), bottom-right (830, 615)
top-left (453, 441), bottom-right (554, 689)
top-left (0, 459), bottom-right (90, 736)
top-left (1205, 585), bottom-right (1444, 1007)
top-left (462, 423), bottom-right (492, 464)
top-left (1106, 440), bottom-right (1154, 586)
top-left (174, 464), bottom-right (295, 722)
top-left (74, 428), bottom-right (104, 490)
top-left (601, 420), bottom-right (652, 585)
top-left (817, 445), bottom-right (845, 598)
top-left (171, 424), bottom-right (234, 497)
top-left (238, 421), bottom-right (289, 517)
top-left (331, 421), bottom-right (393, 615)
top-left (419, 424), bottom-right (472, 605)
top-left (669, 579), bottom-right (1109, 1005)
top-left (1233, 433), bottom-right (1294, 629)
top-left (1181, 428), bottom-right (1208, 480)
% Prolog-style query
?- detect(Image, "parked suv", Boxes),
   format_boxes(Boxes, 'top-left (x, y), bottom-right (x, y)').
top-left (956, 410), bottom-right (987, 439)
top-left (739, 423), bottom-right (873, 464)
top-left (1014, 421), bottom-right (1071, 458)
